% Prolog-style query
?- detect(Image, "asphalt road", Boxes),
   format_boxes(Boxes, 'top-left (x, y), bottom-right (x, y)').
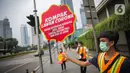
top-left (0, 50), bottom-right (50, 73)
top-left (37, 50), bottom-right (99, 73)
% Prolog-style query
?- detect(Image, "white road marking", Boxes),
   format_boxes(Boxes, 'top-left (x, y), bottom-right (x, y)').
top-left (33, 58), bottom-right (50, 72)
top-left (0, 57), bottom-right (37, 67)
top-left (4, 62), bottom-right (29, 73)
top-left (0, 65), bottom-right (3, 68)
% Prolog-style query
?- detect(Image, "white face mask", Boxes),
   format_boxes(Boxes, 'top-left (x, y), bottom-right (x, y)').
top-left (99, 42), bottom-right (109, 52)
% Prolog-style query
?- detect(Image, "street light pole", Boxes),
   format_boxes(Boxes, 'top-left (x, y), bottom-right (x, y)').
top-left (33, 0), bottom-right (44, 73)
top-left (56, 40), bottom-right (59, 54)
top-left (48, 41), bottom-right (53, 64)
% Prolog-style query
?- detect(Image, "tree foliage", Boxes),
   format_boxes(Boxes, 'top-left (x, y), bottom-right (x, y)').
top-left (0, 37), bottom-right (18, 54)
top-left (5, 38), bottom-right (18, 49)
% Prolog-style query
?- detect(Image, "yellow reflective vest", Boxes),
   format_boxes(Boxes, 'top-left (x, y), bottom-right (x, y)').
top-left (98, 52), bottom-right (126, 73)
top-left (77, 46), bottom-right (87, 59)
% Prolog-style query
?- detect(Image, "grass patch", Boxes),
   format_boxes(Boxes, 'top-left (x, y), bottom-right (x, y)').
top-left (0, 51), bottom-right (36, 60)
top-left (41, 48), bottom-right (48, 51)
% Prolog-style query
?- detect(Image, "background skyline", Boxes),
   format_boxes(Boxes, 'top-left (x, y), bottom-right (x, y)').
top-left (0, 0), bottom-right (102, 46)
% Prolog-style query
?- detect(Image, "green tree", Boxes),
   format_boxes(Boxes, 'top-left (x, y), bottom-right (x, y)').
top-left (0, 37), bottom-right (18, 55)
top-left (0, 37), bottom-right (4, 41)
top-left (0, 37), bottom-right (4, 49)
top-left (12, 38), bottom-right (18, 48)
top-left (5, 38), bottom-right (18, 54)
top-left (0, 37), bottom-right (6, 55)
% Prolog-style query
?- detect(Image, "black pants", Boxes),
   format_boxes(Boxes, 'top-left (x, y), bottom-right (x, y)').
top-left (79, 59), bottom-right (87, 73)
top-left (61, 61), bottom-right (66, 70)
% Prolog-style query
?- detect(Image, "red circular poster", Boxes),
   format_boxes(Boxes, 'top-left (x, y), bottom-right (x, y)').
top-left (40, 4), bottom-right (76, 42)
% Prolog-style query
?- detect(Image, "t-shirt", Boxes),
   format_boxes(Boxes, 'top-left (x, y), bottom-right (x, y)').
top-left (89, 54), bottom-right (130, 73)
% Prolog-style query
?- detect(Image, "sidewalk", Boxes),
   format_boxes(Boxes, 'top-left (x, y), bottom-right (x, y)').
top-left (37, 50), bottom-right (99, 73)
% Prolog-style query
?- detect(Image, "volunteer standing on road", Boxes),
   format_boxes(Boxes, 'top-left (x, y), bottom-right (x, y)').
top-left (71, 41), bottom-right (88, 73)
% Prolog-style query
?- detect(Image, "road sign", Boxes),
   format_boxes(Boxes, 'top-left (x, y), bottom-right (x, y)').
top-left (40, 4), bottom-right (76, 42)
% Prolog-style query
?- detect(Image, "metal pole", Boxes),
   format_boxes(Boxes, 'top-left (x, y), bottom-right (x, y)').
top-left (32, 70), bottom-right (36, 73)
top-left (33, 0), bottom-right (44, 73)
top-left (56, 41), bottom-right (58, 54)
top-left (87, 0), bottom-right (99, 53)
top-left (48, 41), bottom-right (53, 64)
top-left (26, 69), bottom-right (29, 73)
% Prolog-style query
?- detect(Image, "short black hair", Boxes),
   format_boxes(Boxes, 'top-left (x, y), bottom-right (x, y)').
top-left (75, 41), bottom-right (78, 45)
top-left (78, 41), bottom-right (83, 46)
top-left (99, 31), bottom-right (119, 47)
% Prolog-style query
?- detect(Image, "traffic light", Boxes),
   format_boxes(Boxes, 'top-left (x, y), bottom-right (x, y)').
top-left (26, 15), bottom-right (41, 34)
top-left (37, 17), bottom-right (41, 34)
top-left (26, 15), bottom-right (35, 27)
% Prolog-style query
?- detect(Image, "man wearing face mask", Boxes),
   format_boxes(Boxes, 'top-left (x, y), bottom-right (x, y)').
top-left (64, 31), bottom-right (130, 73)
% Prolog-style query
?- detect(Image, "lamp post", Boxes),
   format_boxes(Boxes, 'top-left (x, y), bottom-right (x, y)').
top-left (33, 0), bottom-right (44, 73)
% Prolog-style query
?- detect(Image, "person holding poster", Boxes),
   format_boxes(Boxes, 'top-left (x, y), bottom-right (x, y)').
top-left (64, 31), bottom-right (130, 73)
top-left (58, 48), bottom-right (67, 72)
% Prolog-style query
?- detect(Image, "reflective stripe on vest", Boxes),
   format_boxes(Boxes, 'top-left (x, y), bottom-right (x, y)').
top-left (98, 52), bottom-right (126, 73)
top-left (109, 56), bottom-right (126, 73)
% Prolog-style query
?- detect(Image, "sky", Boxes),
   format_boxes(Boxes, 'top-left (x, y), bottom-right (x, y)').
top-left (0, 0), bottom-right (102, 46)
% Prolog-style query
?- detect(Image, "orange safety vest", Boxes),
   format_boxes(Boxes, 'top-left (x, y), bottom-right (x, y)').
top-left (78, 47), bottom-right (87, 59)
top-left (98, 52), bottom-right (126, 73)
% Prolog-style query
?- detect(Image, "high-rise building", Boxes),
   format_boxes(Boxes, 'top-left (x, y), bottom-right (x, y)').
top-left (20, 25), bottom-right (29, 47)
top-left (31, 27), bottom-right (46, 46)
top-left (80, 1), bottom-right (87, 28)
top-left (83, 0), bottom-right (99, 25)
top-left (61, 0), bottom-right (74, 12)
top-left (80, 0), bottom-right (93, 32)
top-left (0, 18), bottom-right (12, 38)
top-left (61, 0), bottom-right (76, 42)
top-left (0, 20), bottom-right (3, 37)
